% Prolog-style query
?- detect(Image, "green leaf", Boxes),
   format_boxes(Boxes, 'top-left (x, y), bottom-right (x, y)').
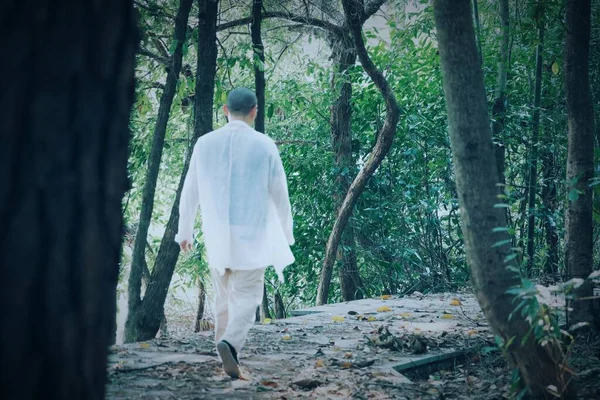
top-left (492, 239), bottom-right (512, 248)
top-left (568, 188), bottom-right (579, 202)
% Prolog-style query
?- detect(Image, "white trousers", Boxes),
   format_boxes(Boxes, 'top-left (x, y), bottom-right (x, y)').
top-left (211, 267), bottom-right (265, 356)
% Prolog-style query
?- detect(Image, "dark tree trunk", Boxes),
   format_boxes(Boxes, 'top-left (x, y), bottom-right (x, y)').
top-left (0, 0), bottom-right (136, 397)
top-left (564, 0), bottom-right (596, 328)
top-left (330, 34), bottom-right (364, 302)
top-left (127, 0), bottom-right (193, 332)
top-left (317, 0), bottom-right (399, 305)
top-left (492, 0), bottom-right (509, 188)
top-left (125, 0), bottom-right (219, 343)
top-left (252, 0), bottom-right (265, 133)
top-left (526, 23), bottom-right (544, 277)
top-left (260, 283), bottom-right (272, 320)
top-left (433, 0), bottom-right (574, 397)
top-left (194, 278), bottom-right (207, 332)
top-left (274, 291), bottom-right (286, 319)
top-left (541, 150), bottom-right (559, 276)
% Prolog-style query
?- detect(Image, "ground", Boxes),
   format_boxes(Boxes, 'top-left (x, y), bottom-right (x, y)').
top-left (106, 291), bottom-right (600, 399)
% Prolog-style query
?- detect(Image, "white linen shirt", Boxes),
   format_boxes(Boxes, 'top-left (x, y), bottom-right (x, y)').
top-left (175, 120), bottom-right (295, 281)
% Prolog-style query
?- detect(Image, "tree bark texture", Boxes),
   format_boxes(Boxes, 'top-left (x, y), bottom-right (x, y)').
top-left (260, 283), bottom-right (272, 321)
top-left (194, 278), bottom-right (207, 332)
top-left (127, 0), bottom-right (193, 327)
top-left (274, 291), bottom-right (286, 319)
top-left (564, 0), bottom-right (596, 328)
top-left (0, 0), bottom-right (137, 398)
top-left (125, 0), bottom-right (219, 342)
top-left (433, 0), bottom-right (573, 397)
top-left (330, 34), bottom-right (364, 302)
top-left (526, 23), bottom-right (544, 277)
top-left (317, 0), bottom-right (400, 305)
top-left (492, 0), bottom-right (509, 188)
top-left (541, 150), bottom-right (559, 276)
top-left (252, 0), bottom-right (266, 133)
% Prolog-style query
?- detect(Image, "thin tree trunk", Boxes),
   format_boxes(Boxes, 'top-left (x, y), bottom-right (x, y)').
top-left (252, 0), bottom-right (265, 133)
top-left (564, 0), bottom-right (596, 328)
top-left (274, 291), bottom-right (285, 319)
top-left (317, 0), bottom-right (400, 305)
top-left (492, 0), bottom-right (509, 188)
top-left (260, 283), bottom-right (272, 320)
top-left (194, 278), bottom-right (207, 332)
top-left (526, 23), bottom-right (544, 277)
top-left (125, 0), bottom-right (219, 343)
top-left (433, 0), bottom-right (573, 397)
top-left (541, 151), bottom-right (559, 276)
top-left (330, 34), bottom-right (364, 302)
top-left (127, 0), bottom-right (194, 322)
top-left (0, 0), bottom-right (136, 397)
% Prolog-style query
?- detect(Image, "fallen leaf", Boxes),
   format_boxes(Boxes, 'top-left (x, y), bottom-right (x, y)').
top-left (260, 380), bottom-right (278, 388)
top-left (367, 316), bottom-right (378, 322)
top-left (262, 318), bottom-right (272, 325)
top-left (381, 295), bottom-right (392, 300)
top-left (441, 313), bottom-right (454, 319)
top-left (281, 334), bottom-right (292, 340)
top-left (467, 330), bottom-right (478, 336)
top-left (400, 312), bottom-right (412, 318)
top-left (341, 361), bottom-right (353, 369)
top-left (377, 306), bottom-right (392, 312)
top-left (450, 298), bottom-right (462, 306)
top-left (332, 315), bottom-right (345, 322)
top-left (292, 378), bottom-right (323, 390)
top-left (315, 359), bottom-right (325, 368)
top-left (139, 343), bottom-right (150, 349)
top-left (344, 352), bottom-right (353, 359)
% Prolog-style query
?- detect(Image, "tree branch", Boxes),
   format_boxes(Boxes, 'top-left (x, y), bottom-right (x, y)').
top-left (363, 0), bottom-right (388, 21)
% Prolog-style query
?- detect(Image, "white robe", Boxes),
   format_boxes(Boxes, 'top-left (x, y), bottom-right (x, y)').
top-left (175, 120), bottom-right (295, 281)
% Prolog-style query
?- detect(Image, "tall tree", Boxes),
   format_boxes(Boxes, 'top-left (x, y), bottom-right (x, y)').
top-left (0, 0), bottom-right (136, 397)
top-left (526, 16), bottom-right (544, 277)
top-left (252, 0), bottom-right (266, 133)
top-left (491, 0), bottom-right (509, 187)
top-left (125, 0), bottom-right (219, 342)
top-left (564, 0), bottom-right (597, 328)
top-left (330, 33), bottom-right (364, 301)
top-left (127, 0), bottom-right (193, 340)
top-left (317, 0), bottom-right (399, 305)
top-left (433, 0), bottom-right (573, 397)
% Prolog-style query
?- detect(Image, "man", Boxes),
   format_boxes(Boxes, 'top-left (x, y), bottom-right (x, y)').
top-left (175, 88), bottom-right (295, 379)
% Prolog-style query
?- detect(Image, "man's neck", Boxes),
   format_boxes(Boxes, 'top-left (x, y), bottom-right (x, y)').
top-left (227, 115), bottom-right (253, 125)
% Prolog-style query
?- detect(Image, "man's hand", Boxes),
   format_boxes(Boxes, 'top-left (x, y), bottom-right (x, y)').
top-left (180, 240), bottom-right (193, 253)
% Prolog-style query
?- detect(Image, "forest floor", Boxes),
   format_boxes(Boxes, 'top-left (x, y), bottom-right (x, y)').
top-left (106, 290), bottom-right (600, 399)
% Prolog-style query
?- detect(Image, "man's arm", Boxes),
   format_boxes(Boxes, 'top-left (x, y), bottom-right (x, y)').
top-left (175, 146), bottom-right (200, 252)
top-left (269, 147), bottom-right (294, 246)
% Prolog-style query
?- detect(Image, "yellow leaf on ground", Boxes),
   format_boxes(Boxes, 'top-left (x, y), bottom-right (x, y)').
top-left (450, 298), bottom-right (462, 306)
top-left (367, 316), bottom-right (378, 322)
top-left (281, 334), bottom-right (292, 340)
top-left (377, 306), bottom-right (392, 312)
top-left (139, 342), bottom-right (150, 349)
top-left (400, 312), bottom-right (412, 318)
top-left (552, 61), bottom-right (559, 75)
top-left (381, 295), bottom-right (392, 300)
top-left (441, 313), bottom-right (454, 319)
top-left (315, 359), bottom-right (325, 368)
top-left (341, 361), bottom-right (353, 369)
top-left (467, 330), bottom-right (478, 336)
top-left (262, 318), bottom-right (272, 325)
top-left (332, 315), bottom-right (345, 322)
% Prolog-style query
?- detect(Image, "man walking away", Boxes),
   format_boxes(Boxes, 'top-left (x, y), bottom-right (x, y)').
top-left (175, 87), bottom-right (295, 379)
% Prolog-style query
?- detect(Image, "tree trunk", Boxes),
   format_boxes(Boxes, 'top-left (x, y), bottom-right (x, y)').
top-left (124, 0), bottom-right (219, 343)
top-left (127, 0), bottom-right (194, 323)
top-left (252, 0), bottom-right (265, 133)
top-left (492, 0), bottom-right (509, 188)
top-left (260, 283), bottom-right (272, 320)
top-left (564, 0), bottom-right (596, 328)
top-left (0, 0), bottom-right (136, 397)
top-left (433, 0), bottom-right (573, 397)
top-left (330, 34), bottom-right (364, 302)
top-left (317, 0), bottom-right (400, 305)
top-left (541, 150), bottom-right (559, 276)
top-left (194, 278), bottom-right (207, 332)
top-left (274, 291), bottom-right (286, 319)
top-left (471, 0), bottom-right (483, 66)
top-left (526, 23), bottom-right (544, 277)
